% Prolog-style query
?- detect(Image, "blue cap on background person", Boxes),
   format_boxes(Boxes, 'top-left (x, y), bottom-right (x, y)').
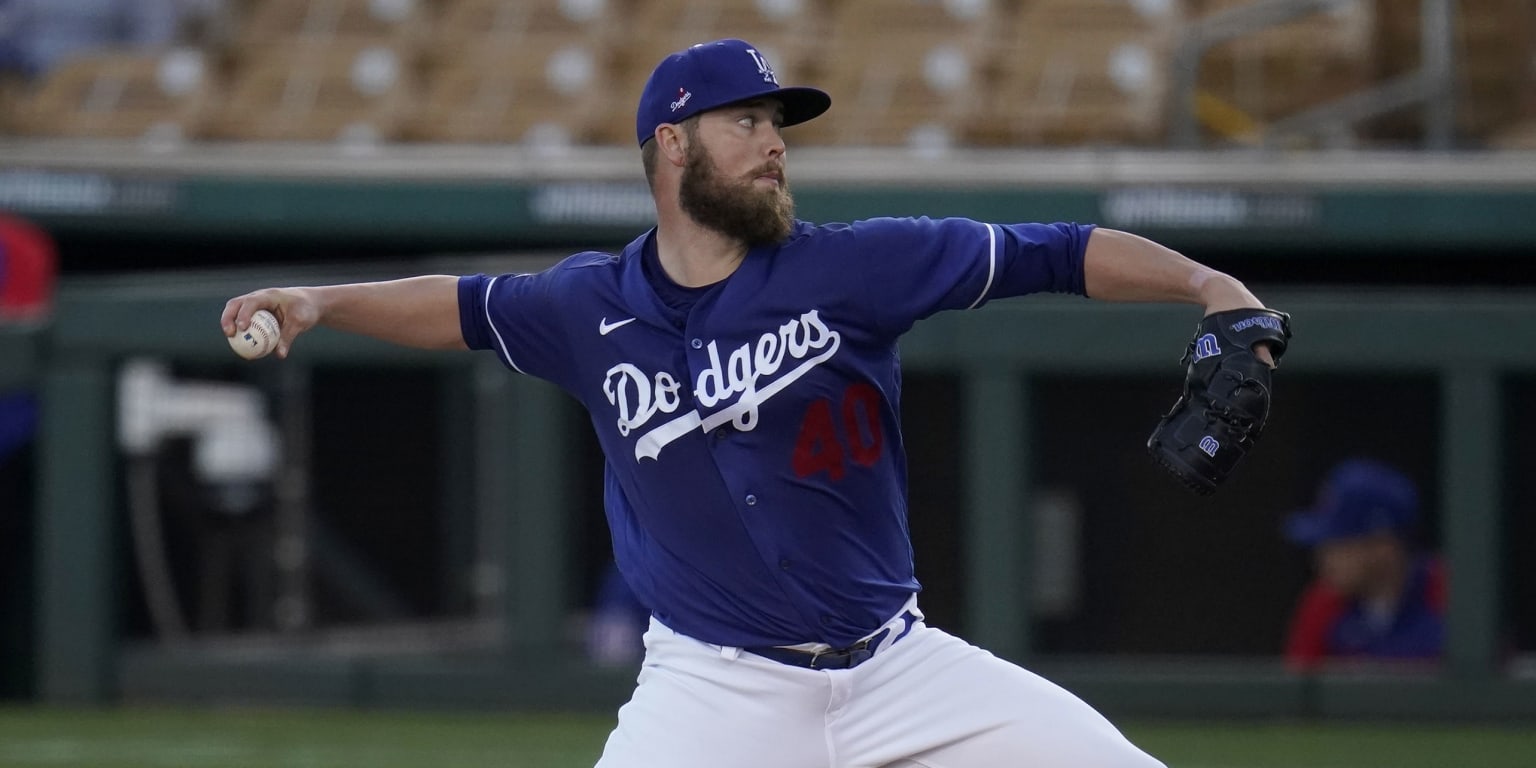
top-left (1284, 458), bottom-right (1420, 546)
top-left (635, 38), bottom-right (831, 146)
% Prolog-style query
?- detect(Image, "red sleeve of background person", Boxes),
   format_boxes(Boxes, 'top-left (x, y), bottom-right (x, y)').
top-left (1425, 556), bottom-right (1448, 614)
top-left (1284, 580), bottom-right (1347, 670)
top-left (0, 213), bottom-right (59, 318)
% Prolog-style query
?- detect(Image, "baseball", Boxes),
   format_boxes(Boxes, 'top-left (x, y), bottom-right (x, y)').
top-left (229, 309), bottom-right (280, 360)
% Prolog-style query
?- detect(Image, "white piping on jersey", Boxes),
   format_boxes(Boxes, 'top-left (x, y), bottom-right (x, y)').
top-left (484, 276), bottom-right (526, 375)
top-left (965, 222), bottom-right (998, 310)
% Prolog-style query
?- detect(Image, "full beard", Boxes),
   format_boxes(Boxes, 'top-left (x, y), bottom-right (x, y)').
top-left (678, 142), bottom-right (795, 246)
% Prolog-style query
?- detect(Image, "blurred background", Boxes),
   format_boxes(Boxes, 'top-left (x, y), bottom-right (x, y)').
top-left (1, 0), bottom-right (1535, 765)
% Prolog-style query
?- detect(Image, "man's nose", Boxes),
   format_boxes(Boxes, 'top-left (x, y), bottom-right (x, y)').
top-left (766, 129), bottom-right (785, 158)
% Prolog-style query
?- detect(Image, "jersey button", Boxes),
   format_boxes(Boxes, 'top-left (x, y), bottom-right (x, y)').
top-left (714, 428), bottom-right (727, 440)
top-left (691, 338), bottom-right (703, 349)
top-left (821, 616), bottom-right (835, 625)
top-left (744, 494), bottom-right (758, 506)
top-left (779, 559), bottom-right (792, 570)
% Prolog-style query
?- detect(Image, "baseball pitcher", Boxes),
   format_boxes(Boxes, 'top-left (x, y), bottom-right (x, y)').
top-left (223, 38), bottom-right (1289, 768)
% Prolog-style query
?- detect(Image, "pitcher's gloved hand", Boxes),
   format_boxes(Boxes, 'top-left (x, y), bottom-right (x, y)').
top-left (1147, 308), bottom-right (1292, 495)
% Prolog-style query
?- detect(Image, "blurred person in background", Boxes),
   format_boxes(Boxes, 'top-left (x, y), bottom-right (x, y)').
top-left (0, 212), bottom-right (53, 698)
top-left (0, 213), bottom-right (56, 321)
top-left (0, 211), bottom-right (55, 462)
top-left (0, 0), bottom-right (187, 79)
top-left (1282, 458), bottom-right (1446, 671)
top-left (0, 210), bottom-right (55, 512)
top-left (0, 210), bottom-right (56, 511)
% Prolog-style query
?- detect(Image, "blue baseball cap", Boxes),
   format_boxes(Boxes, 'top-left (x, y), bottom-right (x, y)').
top-left (1284, 459), bottom-right (1420, 546)
top-left (635, 38), bottom-right (831, 147)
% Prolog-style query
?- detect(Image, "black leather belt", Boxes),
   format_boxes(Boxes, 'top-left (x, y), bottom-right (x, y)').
top-left (743, 610), bottom-right (918, 670)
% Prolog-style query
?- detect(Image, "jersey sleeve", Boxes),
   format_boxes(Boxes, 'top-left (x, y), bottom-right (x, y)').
top-left (839, 216), bottom-right (1093, 336)
top-left (458, 269), bottom-right (576, 389)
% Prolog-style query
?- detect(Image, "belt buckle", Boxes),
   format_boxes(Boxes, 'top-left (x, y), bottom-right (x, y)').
top-left (789, 608), bottom-right (918, 670)
top-left (809, 646), bottom-right (848, 670)
top-left (809, 636), bottom-right (877, 670)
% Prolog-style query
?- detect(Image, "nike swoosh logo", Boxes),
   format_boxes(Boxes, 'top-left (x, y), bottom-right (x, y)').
top-left (599, 317), bottom-right (637, 336)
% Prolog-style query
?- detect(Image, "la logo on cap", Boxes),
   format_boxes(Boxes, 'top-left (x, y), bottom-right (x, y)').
top-left (745, 48), bottom-right (776, 84)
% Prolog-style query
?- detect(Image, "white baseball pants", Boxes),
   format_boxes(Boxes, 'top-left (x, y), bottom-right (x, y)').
top-left (594, 614), bottom-right (1166, 768)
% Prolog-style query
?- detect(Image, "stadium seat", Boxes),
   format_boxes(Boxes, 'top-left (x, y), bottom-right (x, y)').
top-left (1192, 0), bottom-right (1375, 126)
top-left (420, 0), bottom-right (635, 144)
top-left (975, 0), bottom-right (1183, 146)
top-left (802, 0), bottom-right (1012, 148)
top-left (982, 33), bottom-right (1173, 146)
top-left (1373, 0), bottom-right (1533, 145)
top-left (9, 49), bottom-right (218, 141)
top-left (235, 0), bottom-right (433, 51)
top-left (428, 0), bottom-right (630, 57)
top-left (1491, 118), bottom-right (1536, 149)
top-left (0, 78), bottom-right (21, 136)
top-left (805, 34), bottom-right (994, 149)
top-left (408, 37), bottom-right (618, 146)
top-left (206, 43), bottom-right (420, 143)
top-left (1019, 0), bottom-right (1187, 32)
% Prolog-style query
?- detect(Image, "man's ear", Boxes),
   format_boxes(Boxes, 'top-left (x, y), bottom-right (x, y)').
top-left (657, 123), bottom-right (688, 167)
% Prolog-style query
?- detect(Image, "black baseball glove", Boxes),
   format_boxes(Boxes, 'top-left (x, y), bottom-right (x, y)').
top-left (1147, 308), bottom-right (1292, 495)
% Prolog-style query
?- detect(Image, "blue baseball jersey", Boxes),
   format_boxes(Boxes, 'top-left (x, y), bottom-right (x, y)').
top-left (459, 216), bottom-right (1093, 648)
top-left (1324, 556), bottom-right (1446, 659)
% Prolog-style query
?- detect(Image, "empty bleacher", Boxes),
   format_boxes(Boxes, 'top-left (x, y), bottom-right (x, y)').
top-left (1198, 1), bottom-right (1375, 118)
top-left (6, 49), bottom-right (218, 142)
top-left (233, 0), bottom-right (435, 53)
top-left (210, 43), bottom-right (419, 143)
top-left (789, 0), bottom-right (1006, 148)
top-left (409, 35), bottom-right (620, 146)
top-left (0, 0), bottom-right (1529, 149)
top-left (972, 0), bottom-right (1184, 147)
top-left (1373, 0), bottom-right (1534, 147)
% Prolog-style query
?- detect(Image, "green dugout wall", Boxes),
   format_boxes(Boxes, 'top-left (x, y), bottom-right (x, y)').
top-left (5, 144), bottom-right (1536, 718)
top-left (23, 278), bottom-right (1536, 720)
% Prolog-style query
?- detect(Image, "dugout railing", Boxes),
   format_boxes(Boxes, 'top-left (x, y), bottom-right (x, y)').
top-left (20, 272), bottom-right (1536, 721)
